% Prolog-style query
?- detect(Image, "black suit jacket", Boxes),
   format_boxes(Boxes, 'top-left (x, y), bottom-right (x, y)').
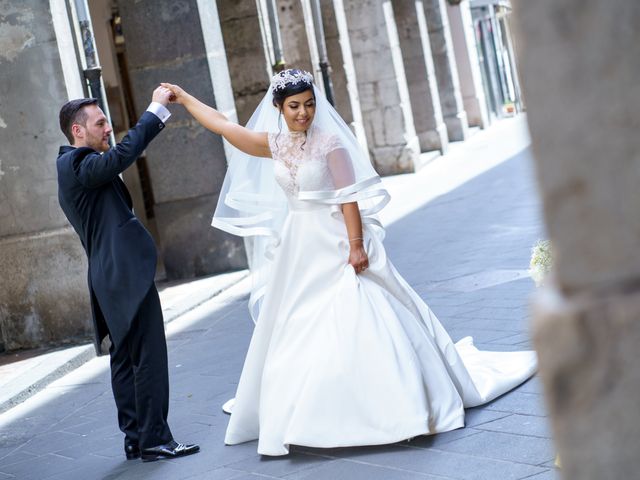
top-left (57, 111), bottom-right (165, 355)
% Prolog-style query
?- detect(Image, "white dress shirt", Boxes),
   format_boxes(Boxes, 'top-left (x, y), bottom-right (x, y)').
top-left (146, 102), bottom-right (171, 124)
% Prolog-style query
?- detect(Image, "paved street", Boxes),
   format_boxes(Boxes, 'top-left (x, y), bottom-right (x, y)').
top-left (0, 116), bottom-right (557, 479)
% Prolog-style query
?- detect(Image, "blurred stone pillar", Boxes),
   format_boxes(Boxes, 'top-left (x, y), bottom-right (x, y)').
top-left (513, 1), bottom-right (640, 479)
top-left (394, 0), bottom-right (449, 153)
top-left (0, 0), bottom-right (92, 350)
top-left (343, 0), bottom-right (419, 174)
top-left (218, 0), bottom-right (272, 125)
top-left (423, 0), bottom-right (469, 141)
top-left (117, 0), bottom-right (246, 279)
top-left (447, 0), bottom-right (489, 128)
top-left (319, 0), bottom-right (368, 150)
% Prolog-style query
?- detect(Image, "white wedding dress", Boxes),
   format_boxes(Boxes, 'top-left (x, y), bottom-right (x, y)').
top-left (224, 129), bottom-right (537, 456)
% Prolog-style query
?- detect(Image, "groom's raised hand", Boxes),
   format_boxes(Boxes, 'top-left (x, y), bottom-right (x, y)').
top-left (152, 85), bottom-right (173, 107)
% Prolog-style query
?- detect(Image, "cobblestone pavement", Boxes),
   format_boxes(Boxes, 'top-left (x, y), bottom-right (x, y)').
top-left (0, 116), bottom-right (558, 479)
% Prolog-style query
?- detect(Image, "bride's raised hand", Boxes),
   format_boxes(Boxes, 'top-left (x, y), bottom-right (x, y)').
top-left (159, 84), bottom-right (269, 157)
top-left (160, 82), bottom-right (186, 104)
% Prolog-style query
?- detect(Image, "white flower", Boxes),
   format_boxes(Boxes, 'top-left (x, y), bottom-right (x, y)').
top-left (529, 239), bottom-right (553, 287)
top-left (271, 69), bottom-right (314, 91)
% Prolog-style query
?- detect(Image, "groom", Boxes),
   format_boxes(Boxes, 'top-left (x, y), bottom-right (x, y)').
top-left (56, 87), bottom-right (199, 462)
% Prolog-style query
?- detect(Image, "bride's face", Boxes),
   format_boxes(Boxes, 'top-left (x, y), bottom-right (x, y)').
top-left (280, 90), bottom-right (316, 132)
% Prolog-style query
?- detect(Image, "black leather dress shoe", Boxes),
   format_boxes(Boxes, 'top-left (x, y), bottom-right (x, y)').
top-left (141, 440), bottom-right (200, 462)
top-left (124, 442), bottom-right (140, 460)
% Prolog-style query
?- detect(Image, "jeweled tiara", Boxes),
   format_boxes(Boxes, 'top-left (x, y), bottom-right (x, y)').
top-left (271, 69), bottom-right (314, 91)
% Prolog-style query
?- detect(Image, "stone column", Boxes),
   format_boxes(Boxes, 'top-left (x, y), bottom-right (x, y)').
top-left (513, 1), bottom-right (640, 479)
top-left (276, 0), bottom-right (320, 79)
top-left (343, 0), bottom-right (419, 174)
top-left (218, 0), bottom-right (272, 125)
top-left (394, 0), bottom-right (449, 153)
top-left (446, 0), bottom-right (489, 128)
top-left (320, 0), bottom-right (368, 150)
top-left (117, 0), bottom-right (246, 279)
top-left (0, 0), bottom-right (92, 350)
top-left (423, 0), bottom-right (469, 141)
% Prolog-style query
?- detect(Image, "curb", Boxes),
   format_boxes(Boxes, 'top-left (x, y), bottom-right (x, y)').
top-left (0, 344), bottom-right (95, 415)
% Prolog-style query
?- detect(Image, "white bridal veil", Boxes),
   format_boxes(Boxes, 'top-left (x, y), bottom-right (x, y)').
top-left (212, 76), bottom-right (390, 321)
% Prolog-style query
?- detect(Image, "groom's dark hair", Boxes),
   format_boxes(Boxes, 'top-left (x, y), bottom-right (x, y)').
top-left (59, 98), bottom-right (99, 144)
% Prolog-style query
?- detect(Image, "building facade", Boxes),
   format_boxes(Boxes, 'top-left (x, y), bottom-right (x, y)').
top-left (0, 0), bottom-right (521, 351)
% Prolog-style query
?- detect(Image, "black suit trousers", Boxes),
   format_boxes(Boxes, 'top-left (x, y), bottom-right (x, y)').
top-left (109, 284), bottom-right (173, 449)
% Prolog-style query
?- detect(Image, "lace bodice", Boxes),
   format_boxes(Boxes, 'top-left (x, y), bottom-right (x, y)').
top-left (268, 128), bottom-right (342, 198)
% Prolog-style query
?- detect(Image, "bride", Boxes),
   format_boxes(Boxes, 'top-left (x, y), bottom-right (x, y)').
top-left (162, 70), bottom-right (536, 456)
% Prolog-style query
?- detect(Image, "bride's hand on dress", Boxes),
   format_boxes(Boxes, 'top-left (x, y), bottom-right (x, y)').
top-left (160, 83), bottom-right (186, 104)
top-left (349, 242), bottom-right (369, 274)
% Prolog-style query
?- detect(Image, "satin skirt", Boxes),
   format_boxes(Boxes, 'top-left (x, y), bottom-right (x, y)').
top-left (224, 203), bottom-right (537, 456)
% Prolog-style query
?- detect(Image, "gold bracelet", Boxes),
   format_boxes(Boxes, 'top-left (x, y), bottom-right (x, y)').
top-left (349, 237), bottom-right (363, 243)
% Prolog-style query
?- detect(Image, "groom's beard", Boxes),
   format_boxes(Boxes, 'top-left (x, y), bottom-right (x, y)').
top-left (86, 133), bottom-right (110, 152)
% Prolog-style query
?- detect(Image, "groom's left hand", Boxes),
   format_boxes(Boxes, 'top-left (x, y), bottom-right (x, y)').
top-left (152, 86), bottom-right (173, 107)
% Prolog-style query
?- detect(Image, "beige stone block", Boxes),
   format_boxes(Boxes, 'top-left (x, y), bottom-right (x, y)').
top-left (217, 0), bottom-right (259, 20)
top-left (370, 140), bottom-right (418, 176)
top-left (418, 124), bottom-right (448, 153)
top-left (365, 111), bottom-right (387, 148)
top-left (357, 83), bottom-right (377, 113)
top-left (351, 51), bottom-right (396, 84)
top-left (377, 77), bottom-right (405, 107)
top-left (383, 105), bottom-right (409, 144)
top-left (342, 0), bottom-right (382, 31)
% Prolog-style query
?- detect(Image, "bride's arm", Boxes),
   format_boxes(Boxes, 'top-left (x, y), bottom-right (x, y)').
top-left (161, 83), bottom-right (271, 158)
top-left (327, 147), bottom-right (369, 274)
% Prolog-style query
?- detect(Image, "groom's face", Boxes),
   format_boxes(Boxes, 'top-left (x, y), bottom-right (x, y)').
top-left (73, 104), bottom-right (112, 152)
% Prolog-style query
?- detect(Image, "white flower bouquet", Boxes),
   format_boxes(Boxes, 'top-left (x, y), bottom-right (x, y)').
top-left (529, 240), bottom-right (553, 287)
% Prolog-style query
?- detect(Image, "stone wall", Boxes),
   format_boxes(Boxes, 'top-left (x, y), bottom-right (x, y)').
top-left (0, 0), bottom-right (92, 350)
